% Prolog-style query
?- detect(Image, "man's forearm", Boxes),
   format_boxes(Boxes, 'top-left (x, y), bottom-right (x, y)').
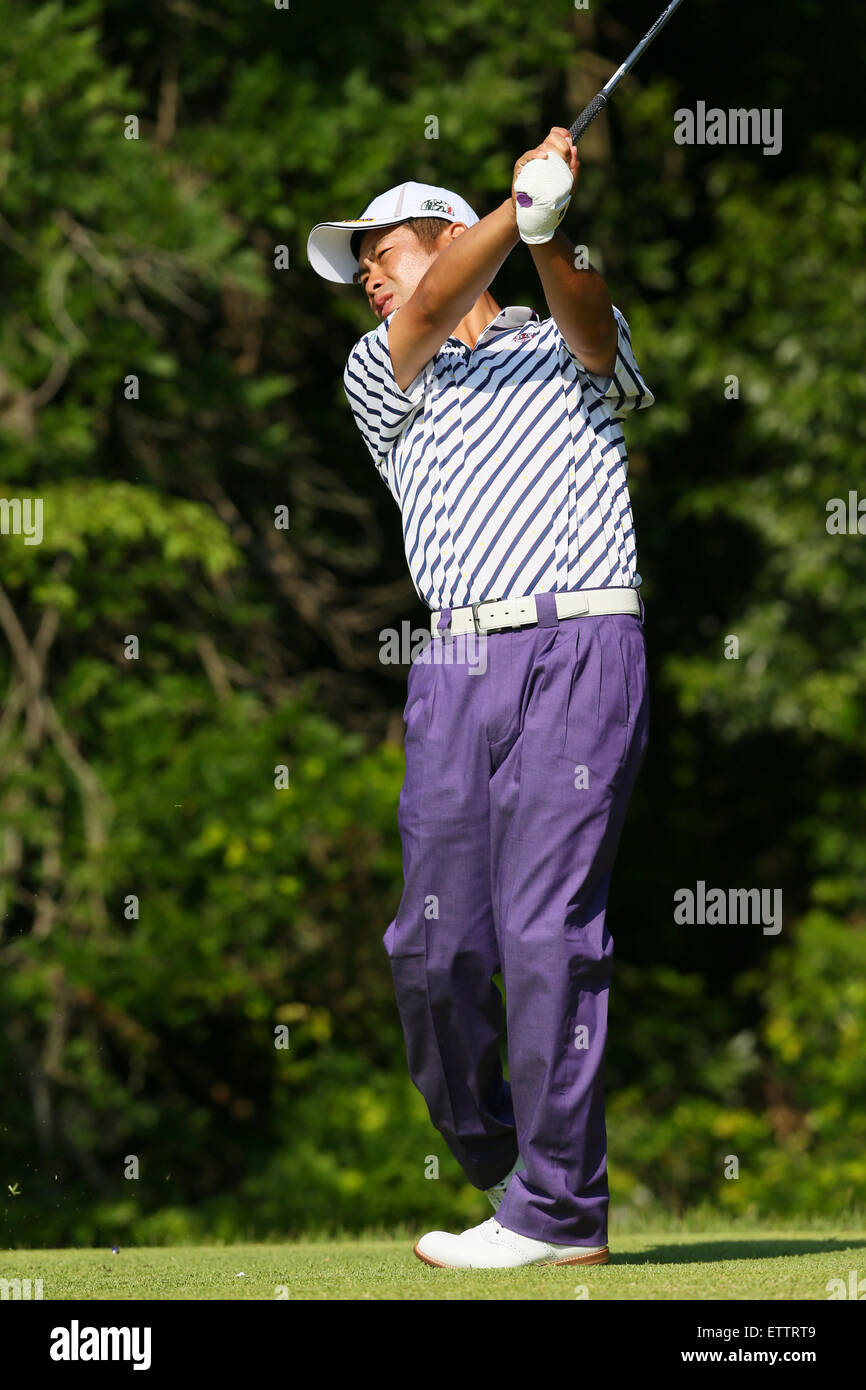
top-left (529, 230), bottom-right (617, 377)
top-left (415, 199), bottom-right (519, 325)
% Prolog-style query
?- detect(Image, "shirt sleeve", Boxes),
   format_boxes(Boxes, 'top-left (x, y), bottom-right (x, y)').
top-left (342, 309), bottom-right (430, 488)
top-left (560, 303), bottom-right (654, 419)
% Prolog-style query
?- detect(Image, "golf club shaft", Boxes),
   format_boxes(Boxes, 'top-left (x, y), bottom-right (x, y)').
top-left (569, 0), bottom-right (688, 143)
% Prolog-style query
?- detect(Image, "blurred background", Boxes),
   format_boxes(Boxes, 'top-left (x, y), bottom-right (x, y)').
top-left (1, 0), bottom-right (864, 1247)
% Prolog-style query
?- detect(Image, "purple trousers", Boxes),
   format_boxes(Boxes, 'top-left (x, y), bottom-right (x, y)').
top-left (383, 591), bottom-right (650, 1247)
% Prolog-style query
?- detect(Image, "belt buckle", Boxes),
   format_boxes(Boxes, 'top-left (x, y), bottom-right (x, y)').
top-left (470, 601), bottom-right (487, 636)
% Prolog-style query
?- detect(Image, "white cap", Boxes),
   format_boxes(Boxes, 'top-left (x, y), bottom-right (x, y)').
top-left (307, 181), bottom-right (479, 284)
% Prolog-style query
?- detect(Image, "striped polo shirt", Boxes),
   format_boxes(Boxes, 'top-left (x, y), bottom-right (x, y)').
top-left (342, 301), bottom-right (653, 609)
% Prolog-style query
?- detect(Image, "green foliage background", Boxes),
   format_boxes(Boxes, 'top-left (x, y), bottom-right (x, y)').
top-left (1, 0), bottom-right (864, 1245)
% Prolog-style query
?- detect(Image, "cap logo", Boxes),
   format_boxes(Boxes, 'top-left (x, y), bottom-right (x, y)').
top-left (420, 199), bottom-right (454, 215)
top-left (347, 217), bottom-right (376, 224)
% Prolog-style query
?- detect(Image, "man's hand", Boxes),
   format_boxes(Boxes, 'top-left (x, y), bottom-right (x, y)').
top-left (511, 127), bottom-right (579, 212)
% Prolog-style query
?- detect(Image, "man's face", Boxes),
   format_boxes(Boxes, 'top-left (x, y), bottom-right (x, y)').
top-left (355, 220), bottom-right (461, 321)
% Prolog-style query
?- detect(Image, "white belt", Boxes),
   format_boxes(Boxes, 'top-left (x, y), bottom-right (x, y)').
top-left (430, 588), bottom-right (641, 637)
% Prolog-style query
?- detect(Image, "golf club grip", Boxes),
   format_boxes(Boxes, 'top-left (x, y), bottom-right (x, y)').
top-left (569, 92), bottom-right (608, 143)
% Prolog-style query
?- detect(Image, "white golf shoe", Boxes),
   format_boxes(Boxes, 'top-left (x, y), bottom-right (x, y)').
top-left (483, 1154), bottom-right (525, 1212)
top-left (414, 1217), bottom-right (609, 1269)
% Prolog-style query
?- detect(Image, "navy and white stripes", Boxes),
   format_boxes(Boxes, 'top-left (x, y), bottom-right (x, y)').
top-left (342, 302), bottom-right (653, 609)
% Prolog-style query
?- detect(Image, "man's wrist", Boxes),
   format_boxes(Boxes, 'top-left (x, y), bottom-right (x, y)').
top-left (527, 227), bottom-right (571, 260)
top-left (499, 196), bottom-right (519, 241)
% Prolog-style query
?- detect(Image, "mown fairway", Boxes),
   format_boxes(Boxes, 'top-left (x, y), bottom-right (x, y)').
top-left (3, 1223), bottom-right (864, 1300)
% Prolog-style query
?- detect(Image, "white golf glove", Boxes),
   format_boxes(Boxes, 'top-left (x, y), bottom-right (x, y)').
top-left (514, 151), bottom-right (574, 244)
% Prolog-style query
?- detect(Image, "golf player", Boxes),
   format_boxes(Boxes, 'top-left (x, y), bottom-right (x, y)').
top-left (306, 126), bottom-right (652, 1268)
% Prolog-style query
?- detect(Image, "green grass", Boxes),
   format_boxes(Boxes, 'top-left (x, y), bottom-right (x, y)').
top-left (2, 1214), bottom-right (865, 1299)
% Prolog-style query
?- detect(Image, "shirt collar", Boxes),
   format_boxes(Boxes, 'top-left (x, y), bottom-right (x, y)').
top-left (476, 305), bottom-right (538, 341)
top-left (447, 305), bottom-right (540, 350)
top-left (492, 305), bottom-right (539, 329)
